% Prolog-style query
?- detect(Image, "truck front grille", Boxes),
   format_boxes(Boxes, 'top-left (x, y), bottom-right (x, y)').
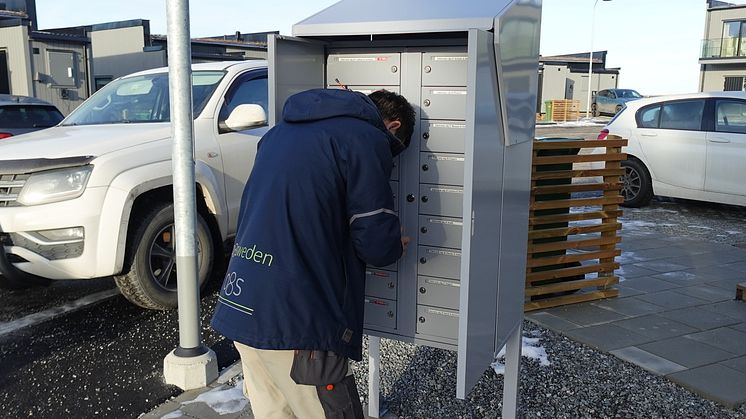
top-left (0, 173), bottom-right (29, 207)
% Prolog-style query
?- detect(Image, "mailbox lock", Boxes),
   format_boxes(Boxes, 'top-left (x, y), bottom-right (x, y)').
top-left (418, 316), bottom-right (426, 323)
top-left (424, 65), bottom-right (432, 73)
top-left (421, 195), bottom-right (429, 203)
top-left (423, 132), bottom-right (430, 140)
top-left (387, 282), bottom-right (395, 289)
top-left (422, 164), bottom-right (429, 172)
top-left (419, 287), bottom-right (427, 294)
top-left (406, 194), bottom-right (415, 203)
top-left (387, 311), bottom-right (394, 318)
top-left (419, 257), bottom-right (427, 264)
top-left (423, 99), bottom-right (431, 107)
top-left (420, 227), bottom-right (428, 234)
top-left (391, 66), bottom-right (398, 73)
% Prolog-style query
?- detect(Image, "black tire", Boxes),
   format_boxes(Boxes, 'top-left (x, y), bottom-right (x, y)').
top-left (615, 104), bottom-right (623, 114)
top-left (114, 203), bottom-right (214, 310)
top-left (591, 103), bottom-right (599, 117)
top-left (621, 158), bottom-right (653, 208)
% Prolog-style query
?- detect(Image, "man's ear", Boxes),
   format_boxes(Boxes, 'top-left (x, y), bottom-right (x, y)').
top-left (385, 120), bottom-right (401, 133)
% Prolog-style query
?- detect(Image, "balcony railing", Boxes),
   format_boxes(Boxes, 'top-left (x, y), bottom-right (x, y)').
top-left (701, 37), bottom-right (746, 59)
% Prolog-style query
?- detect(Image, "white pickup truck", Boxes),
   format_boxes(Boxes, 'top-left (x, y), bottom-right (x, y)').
top-left (0, 61), bottom-right (270, 310)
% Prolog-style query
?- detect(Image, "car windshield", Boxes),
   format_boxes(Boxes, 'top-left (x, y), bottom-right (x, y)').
top-left (0, 105), bottom-right (64, 128)
top-left (616, 89), bottom-right (642, 99)
top-left (61, 71), bottom-right (225, 126)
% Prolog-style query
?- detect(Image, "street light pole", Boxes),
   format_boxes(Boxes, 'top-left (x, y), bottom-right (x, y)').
top-left (586, 0), bottom-right (611, 119)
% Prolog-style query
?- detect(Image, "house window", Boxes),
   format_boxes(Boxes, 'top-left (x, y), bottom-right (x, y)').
top-left (721, 21), bottom-right (746, 57)
top-left (724, 76), bottom-right (745, 91)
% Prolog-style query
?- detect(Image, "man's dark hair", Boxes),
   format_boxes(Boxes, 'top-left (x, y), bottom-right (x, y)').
top-left (368, 90), bottom-right (416, 149)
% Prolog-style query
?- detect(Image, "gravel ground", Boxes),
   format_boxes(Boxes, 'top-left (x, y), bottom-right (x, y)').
top-left (216, 197), bottom-right (746, 418)
top-left (347, 322), bottom-right (746, 418)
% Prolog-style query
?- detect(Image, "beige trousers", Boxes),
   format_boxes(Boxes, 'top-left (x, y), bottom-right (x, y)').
top-left (234, 342), bottom-right (326, 419)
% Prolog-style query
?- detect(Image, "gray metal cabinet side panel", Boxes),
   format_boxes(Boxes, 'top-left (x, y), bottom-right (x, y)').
top-left (456, 29), bottom-right (505, 400)
top-left (495, 138), bottom-right (532, 355)
top-left (493, 0), bottom-right (542, 145)
top-left (268, 35), bottom-right (325, 126)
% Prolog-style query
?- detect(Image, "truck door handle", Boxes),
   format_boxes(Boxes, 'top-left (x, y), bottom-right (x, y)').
top-left (708, 138), bottom-right (731, 143)
top-left (640, 133), bottom-right (658, 137)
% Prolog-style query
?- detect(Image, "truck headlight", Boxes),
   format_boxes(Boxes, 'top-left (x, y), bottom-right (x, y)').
top-left (17, 165), bottom-right (93, 206)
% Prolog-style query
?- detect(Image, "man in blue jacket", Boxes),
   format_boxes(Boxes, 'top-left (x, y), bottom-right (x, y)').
top-left (212, 88), bottom-right (415, 418)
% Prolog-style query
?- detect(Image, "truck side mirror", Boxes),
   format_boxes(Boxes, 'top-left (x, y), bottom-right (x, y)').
top-left (223, 104), bottom-right (267, 132)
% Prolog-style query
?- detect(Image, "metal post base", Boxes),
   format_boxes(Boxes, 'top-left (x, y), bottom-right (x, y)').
top-left (164, 347), bottom-right (218, 390)
top-left (502, 324), bottom-right (523, 419)
top-left (368, 336), bottom-right (382, 418)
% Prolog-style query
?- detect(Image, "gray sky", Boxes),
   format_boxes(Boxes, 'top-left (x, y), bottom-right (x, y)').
top-left (36, 0), bottom-right (706, 95)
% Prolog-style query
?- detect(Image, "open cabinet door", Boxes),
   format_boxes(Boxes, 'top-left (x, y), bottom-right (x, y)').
top-left (267, 35), bottom-right (326, 126)
top-left (456, 28), bottom-right (505, 400)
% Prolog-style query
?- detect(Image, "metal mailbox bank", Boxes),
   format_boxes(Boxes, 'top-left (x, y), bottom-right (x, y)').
top-left (268, 0), bottom-right (542, 407)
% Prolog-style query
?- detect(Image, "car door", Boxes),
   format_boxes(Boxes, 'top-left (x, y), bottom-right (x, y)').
top-left (214, 70), bottom-right (270, 235)
top-left (604, 90), bottom-right (617, 114)
top-left (635, 99), bottom-right (707, 191)
top-left (595, 90), bottom-right (608, 113)
top-left (705, 98), bottom-right (746, 196)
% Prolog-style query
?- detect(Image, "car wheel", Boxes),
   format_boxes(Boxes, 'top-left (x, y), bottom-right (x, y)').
top-left (591, 103), bottom-right (599, 117)
top-left (114, 203), bottom-right (214, 310)
top-left (615, 104), bottom-right (623, 114)
top-left (620, 159), bottom-right (653, 208)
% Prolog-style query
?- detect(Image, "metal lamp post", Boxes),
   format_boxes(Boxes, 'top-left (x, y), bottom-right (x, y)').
top-left (586, 0), bottom-right (612, 119)
top-left (162, 0), bottom-right (218, 390)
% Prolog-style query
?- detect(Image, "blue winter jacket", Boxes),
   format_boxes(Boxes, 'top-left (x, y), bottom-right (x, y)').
top-left (211, 88), bottom-right (403, 361)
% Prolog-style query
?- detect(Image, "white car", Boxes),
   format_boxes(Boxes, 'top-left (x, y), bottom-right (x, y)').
top-left (599, 91), bottom-right (746, 207)
top-left (0, 61), bottom-right (269, 309)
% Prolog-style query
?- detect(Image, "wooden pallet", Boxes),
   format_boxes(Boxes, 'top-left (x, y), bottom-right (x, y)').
top-left (525, 136), bottom-right (627, 311)
top-left (550, 99), bottom-right (580, 122)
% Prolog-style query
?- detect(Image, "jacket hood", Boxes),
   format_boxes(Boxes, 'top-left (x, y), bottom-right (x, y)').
top-left (282, 88), bottom-right (404, 156)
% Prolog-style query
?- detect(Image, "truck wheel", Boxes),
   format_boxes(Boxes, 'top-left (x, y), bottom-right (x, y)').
top-left (115, 203), bottom-right (214, 310)
top-left (621, 159), bottom-right (653, 208)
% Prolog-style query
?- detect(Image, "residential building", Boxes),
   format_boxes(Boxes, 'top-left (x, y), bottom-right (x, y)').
top-left (700, 0), bottom-right (746, 91)
top-left (538, 51), bottom-right (621, 114)
top-left (0, 1), bottom-right (269, 113)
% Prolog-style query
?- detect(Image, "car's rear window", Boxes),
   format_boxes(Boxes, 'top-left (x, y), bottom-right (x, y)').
top-left (0, 105), bottom-right (64, 128)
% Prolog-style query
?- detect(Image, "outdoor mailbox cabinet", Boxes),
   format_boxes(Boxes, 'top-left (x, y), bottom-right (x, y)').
top-left (268, 0), bottom-right (542, 399)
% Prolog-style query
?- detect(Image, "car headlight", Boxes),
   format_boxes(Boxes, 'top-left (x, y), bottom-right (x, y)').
top-left (17, 165), bottom-right (93, 206)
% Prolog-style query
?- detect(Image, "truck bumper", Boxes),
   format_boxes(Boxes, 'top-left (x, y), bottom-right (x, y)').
top-left (0, 187), bottom-right (118, 280)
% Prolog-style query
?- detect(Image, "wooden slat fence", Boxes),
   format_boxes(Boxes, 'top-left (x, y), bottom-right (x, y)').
top-left (525, 135), bottom-right (627, 311)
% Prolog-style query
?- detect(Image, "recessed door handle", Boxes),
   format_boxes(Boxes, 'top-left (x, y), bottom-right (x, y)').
top-left (708, 138), bottom-right (731, 143)
top-left (640, 133), bottom-right (658, 137)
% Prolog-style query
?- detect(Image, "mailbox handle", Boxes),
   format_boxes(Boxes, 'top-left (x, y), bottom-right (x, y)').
top-left (407, 194), bottom-right (415, 203)
top-left (420, 227), bottom-right (428, 234)
top-left (418, 316), bottom-right (426, 323)
top-left (423, 132), bottom-right (430, 140)
top-left (421, 195), bottom-right (429, 203)
top-left (422, 164), bottom-right (429, 172)
top-left (420, 257), bottom-right (427, 264)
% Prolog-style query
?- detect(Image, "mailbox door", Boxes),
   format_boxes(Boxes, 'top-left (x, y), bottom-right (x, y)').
top-left (456, 29), bottom-right (508, 400)
top-left (268, 35), bottom-right (326, 125)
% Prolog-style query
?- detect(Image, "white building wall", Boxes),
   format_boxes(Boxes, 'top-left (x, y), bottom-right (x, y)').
top-left (90, 26), bottom-right (166, 81)
top-left (540, 64), bottom-right (618, 113)
top-left (29, 39), bottom-right (88, 115)
top-left (0, 25), bottom-right (33, 96)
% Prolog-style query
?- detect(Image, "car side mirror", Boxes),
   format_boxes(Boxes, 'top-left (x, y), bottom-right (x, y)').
top-left (223, 104), bottom-right (267, 131)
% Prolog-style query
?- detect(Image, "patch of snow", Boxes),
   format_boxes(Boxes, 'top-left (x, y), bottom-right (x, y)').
top-left (182, 381), bottom-right (248, 416)
top-left (492, 336), bottom-right (551, 375)
top-left (160, 410), bottom-right (185, 419)
top-left (726, 231), bottom-right (742, 235)
top-left (622, 220), bottom-right (658, 229)
top-left (687, 225), bottom-right (713, 230)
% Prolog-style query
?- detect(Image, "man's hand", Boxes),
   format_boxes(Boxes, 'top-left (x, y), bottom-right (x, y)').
top-left (401, 226), bottom-right (411, 255)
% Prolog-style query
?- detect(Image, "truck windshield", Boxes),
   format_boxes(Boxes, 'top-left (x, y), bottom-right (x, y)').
top-left (61, 71), bottom-right (225, 126)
